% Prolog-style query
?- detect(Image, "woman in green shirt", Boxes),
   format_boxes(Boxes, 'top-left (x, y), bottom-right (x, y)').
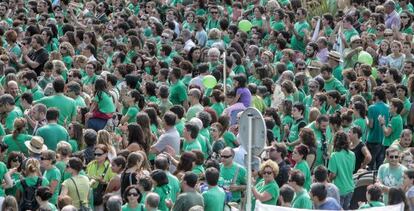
top-left (210, 89), bottom-right (226, 117)
top-left (182, 11), bottom-right (196, 32)
top-left (252, 160), bottom-right (280, 208)
top-left (41, 29), bottom-right (58, 53)
top-left (151, 170), bottom-right (171, 211)
top-left (3, 118), bottom-right (32, 157)
top-left (400, 11), bottom-right (413, 35)
top-left (59, 42), bottom-right (75, 70)
top-left (352, 102), bottom-right (368, 143)
top-left (292, 144), bottom-right (312, 191)
top-left (5, 152), bottom-right (24, 196)
top-left (40, 150), bottom-right (61, 205)
top-left (16, 158), bottom-right (49, 205)
top-left (68, 123), bottom-right (83, 152)
top-left (122, 185), bottom-right (145, 211)
top-left (120, 90), bottom-right (145, 124)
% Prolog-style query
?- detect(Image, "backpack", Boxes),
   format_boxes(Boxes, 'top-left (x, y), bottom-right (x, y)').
top-left (19, 177), bottom-right (42, 211)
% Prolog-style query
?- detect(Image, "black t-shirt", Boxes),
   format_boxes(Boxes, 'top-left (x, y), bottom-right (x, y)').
top-left (28, 48), bottom-right (49, 75)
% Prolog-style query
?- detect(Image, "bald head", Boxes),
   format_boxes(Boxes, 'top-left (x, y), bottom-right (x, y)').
top-left (7, 80), bottom-right (19, 97)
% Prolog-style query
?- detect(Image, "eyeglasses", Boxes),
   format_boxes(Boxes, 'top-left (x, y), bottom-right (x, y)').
top-left (402, 16), bottom-right (409, 19)
top-left (40, 157), bottom-right (50, 160)
top-left (263, 171), bottom-right (273, 175)
top-left (385, 34), bottom-right (393, 37)
top-left (211, 11), bottom-right (218, 14)
top-left (94, 153), bottom-right (104, 157)
top-left (210, 128), bottom-right (218, 132)
top-left (220, 154), bottom-right (232, 159)
top-left (128, 192), bottom-right (139, 196)
top-left (11, 158), bottom-right (19, 162)
top-left (389, 155), bottom-right (399, 159)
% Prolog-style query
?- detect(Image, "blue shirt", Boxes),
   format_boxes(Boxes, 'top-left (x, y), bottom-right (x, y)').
top-left (316, 197), bottom-right (342, 210)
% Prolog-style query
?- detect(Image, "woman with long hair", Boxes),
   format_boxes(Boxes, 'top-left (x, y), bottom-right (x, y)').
top-left (16, 158), bottom-right (49, 208)
top-left (377, 40), bottom-right (391, 67)
top-left (60, 157), bottom-right (90, 209)
top-left (120, 152), bottom-right (149, 196)
top-left (136, 112), bottom-right (157, 155)
top-left (68, 122), bottom-right (83, 152)
top-left (55, 142), bottom-right (73, 181)
top-left (122, 185), bottom-right (144, 210)
top-left (403, 169), bottom-right (414, 210)
top-left (292, 144), bottom-right (311, 191)
top-left (3, 118), bottom-right (32, 157)
top-left (59, 42), bottom-right (75, 69)
top-left (151, 169), bottom-right (171, 211)
top-left (40, 150), bottom-right (61, 206)
top-left (5, 152), bottom-right (24, 196)
top-left (385, 40), bottom-right (405, 71)
top-left (328, 131), bottom-right (355, 210)
top-left (288, 128), bottom-right (317, 170)
top-left (86, 78), bottom-right (116, 131)
top-left (121, 123), bottom-right (148, 152)
top-left (97, 130), bottom-right (117, 161)
top-left (173, 151), bottom-right (196, 180)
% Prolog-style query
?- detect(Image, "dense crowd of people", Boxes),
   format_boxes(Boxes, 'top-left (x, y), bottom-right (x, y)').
top-left (2, 0), bottom-right (414, 210)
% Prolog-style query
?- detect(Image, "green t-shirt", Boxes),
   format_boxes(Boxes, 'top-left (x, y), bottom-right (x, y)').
top-left (367, 102), bottom-right (390, 144)
top-left (5, 106), bottom-right (23, 132)
top-left (359, 200), bottom-right (385, 209)
top-left (324, 77), bottom-right (347, 94)
top-left (31, 86), bottom-right (44, 101)
top-left (82, 74), bottom-right (98, 86)
top-left (378, 163), bottom-right (406, 204)
top-left (68, 139), bottom-right (79, 152)
top-left (292, 189), bottom-right (312, 209)
top-left (290, 21), bottom-right (310, 53)
top-left (36, 123), bottom-right (69, 151)
top-left (16, 176), bottom-right (49, 193)
top-left (186, 104), bottom-right (204, 120)
top-left (294, 160), bottom-right (311, 190)
top-left (183, 140), bottom-right (202, 152)
top-left (169, 81), bottom-right (188, 105)
top-left (43, 166), bottom-right (61, 204)
top-left (153, 184), bottom-right (171, 211)
top-left (332, 65), bottom-right (343, 82)
top-left (328, 149), bottom-right (356, 195)
top-left (219, 163), bottom-right (247, 202)
top-left (383, 114), bottom-right (403, 147)
top-left (126, 106), bottom-right (139, 123)
top-left (192, 165), bottom-right (205, 176)
top-left (167, 172), bottom-right (180, 203)
top-left (352, 118), bottom-right (368, 143)
top-left (3, 134), bottom-right (32, 157)
top-left (307, 122), bottom-right (332, 166)
top-left (270, 19), bottom-right (285, 32)
top-left (202, 186), bottom-right (225, 211)
top-left (94, 92), bottom-right (115, 114)
top-left (343, 28), bottom-right (359, 44)
top-left (402, 98), bottom-right (411, 125)
top-left (121, 203), bottom-right (145, 211)
top-left (253, 180), bottom-right (279, 206)
top-left (211, 103), bottom-right (225, 117)
top-left (0, 162), bottom-right (8, 196)
top-left (223, 131), bottom-right (237, 148)
top-left (36, 94), bottom-right (77, 125)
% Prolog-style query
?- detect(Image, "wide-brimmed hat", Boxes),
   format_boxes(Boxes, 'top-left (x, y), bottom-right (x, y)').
top-left (25, 136), bottom-right (47, 154)
top-left (328, 51), bottom-right (342, 62)
top-left (308, 60), bottom-right (323, 69)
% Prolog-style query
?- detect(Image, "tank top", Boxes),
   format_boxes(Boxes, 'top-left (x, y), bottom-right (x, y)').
top-left (351, 142), bottom-right (365, 173)
top-left (120, 171), bottom-right (137, 196)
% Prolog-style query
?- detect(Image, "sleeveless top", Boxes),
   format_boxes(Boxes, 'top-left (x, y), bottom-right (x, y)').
top-left (351, 142), bottom-right (365, 173)
top-left (120, 171), bottom-right (137, 196)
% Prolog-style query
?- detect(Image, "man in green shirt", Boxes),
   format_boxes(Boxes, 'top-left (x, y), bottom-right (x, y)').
top-left (219, 147), bottom-right (247, 203)
top-left (35, 79), bottom-right (77, 125)
top-left (36, 108), bottom-right (69, 151)
top-left (168, 68), bottom-right (188, 105)
top-left (327, 51), bottom-right (344, 82)
top-left (379, 98), bottom-right (404, 148)
top-left (320, 64), bottom-right (347, 95)
top-left (186, 89), bottom-right (204, 121)
top-left (22, 70), bottom-right (44, 101)
top-left (171, 172), bottom-right (204, 211)
top-left (288, 8), bottom-right (310, 53)
top-left (182, 122), bottom-right (202, 152)
top-left (289, 169), bottom-right (312, 209)
top-left (154, 155), bottom-right (181, 203)
top-left (0, 94), bottom-right (23, 134)
top-left (203, 167), bottom-right (225, 211)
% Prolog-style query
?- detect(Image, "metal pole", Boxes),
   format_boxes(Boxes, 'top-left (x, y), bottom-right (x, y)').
top-left (223, 52), bottom-right (226, 94)
top-left (246, 113), bottom-right (253, 211)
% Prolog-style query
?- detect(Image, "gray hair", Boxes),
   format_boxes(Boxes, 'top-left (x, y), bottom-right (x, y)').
top-left (106, 195), bottom-right (122, 211)
top-left (145, 192), bottom-right (160, 209)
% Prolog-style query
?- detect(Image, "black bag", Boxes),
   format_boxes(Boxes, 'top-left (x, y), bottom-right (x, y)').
top-left (70, 178), bottom-right (91, 211)
top-left (93, 164), bottom-right (110, 205)
top-left (19, 177), bottom-right (42, 211)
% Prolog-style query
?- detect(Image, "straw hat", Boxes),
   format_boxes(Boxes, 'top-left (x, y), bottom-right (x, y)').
top-left (25, 136), bottom-right (47, 154)
top-left (328, 51), bottom-right (342, 62)
top-left (350, 35), bottom-right (362, 44)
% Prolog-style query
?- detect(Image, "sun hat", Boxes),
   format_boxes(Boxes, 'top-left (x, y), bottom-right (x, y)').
top-left (25, 136), bottom-right (47, 154)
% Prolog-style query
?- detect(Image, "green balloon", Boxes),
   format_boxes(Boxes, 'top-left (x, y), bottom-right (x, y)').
top-left (358, 51), bottom-right (373, 65)
top-left (238, 20), bottom-right (253, 32)
top-left (203, 75), bottom-right (217, 89)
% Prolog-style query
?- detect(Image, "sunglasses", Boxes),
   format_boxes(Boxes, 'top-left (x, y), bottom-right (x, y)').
top-left (389, 155), bottom-right (399, 159)
top-left (263, 171), bottom-right (273, 175)
top-left (128, 192), bottom-right (139, 196)
top-left (220, 155), bottom-right (232, 159)
top-left (11, 158), bottom-right (19, 162)
top-left (211, 11), bottom-right (218, 14)
top-left (94, 153), bottom-right (104, 157)
top-left (402, 16), bottom-right (409, 19)
top-left (40, 157), bottom-right (50, 160)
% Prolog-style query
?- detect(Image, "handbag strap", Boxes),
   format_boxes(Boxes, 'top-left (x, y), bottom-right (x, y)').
top-left (231, 165), bottom-right (240, 184)
top-left (70, 177), bottom-right (85, 205)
